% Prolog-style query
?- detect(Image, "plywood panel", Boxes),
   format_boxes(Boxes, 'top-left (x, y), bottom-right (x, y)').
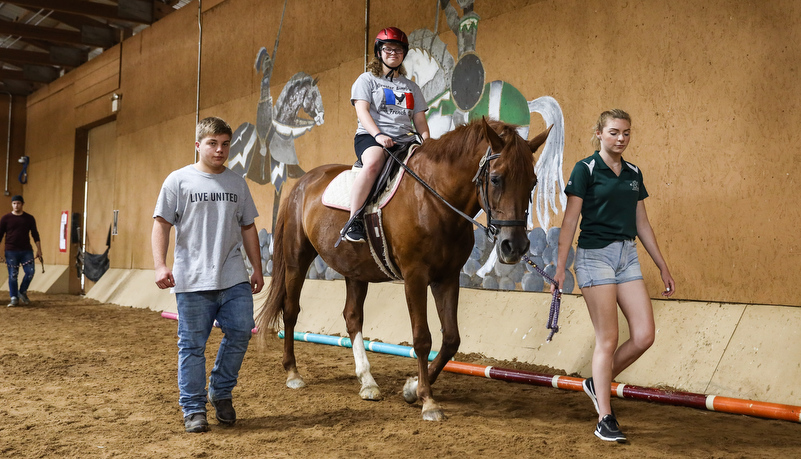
top-left (24, 87), bottom-right (76, 267)
top-left (17, 0), bottom-right (801, 306)
top-left (116, 9), bottom-right (198, 137)
top-left (709, 305), bottom-right (801, 405)
top-left (73, 45), bottom-right (120, 107)
top-left (112, 114), bottom-right (196, 270)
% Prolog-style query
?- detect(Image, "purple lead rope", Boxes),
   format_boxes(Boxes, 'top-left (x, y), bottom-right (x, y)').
top-left (521, 255), bottom-right (561, 342)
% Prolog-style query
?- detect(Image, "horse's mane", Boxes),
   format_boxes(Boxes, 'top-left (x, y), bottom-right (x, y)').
top-left (420, 120), bottom-right (533, 182)
top-left (274, 73), bottom-right (321, 121)
top-left (281, 72), bottom-right (318, 93)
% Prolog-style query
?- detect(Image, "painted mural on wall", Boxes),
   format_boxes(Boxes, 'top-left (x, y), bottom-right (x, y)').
top-left (228, 46), bottom-right (324, 231)
top-left (241, 0), bottom-right (576, 294)
top-left (404, 0), bottom-right (574, 293)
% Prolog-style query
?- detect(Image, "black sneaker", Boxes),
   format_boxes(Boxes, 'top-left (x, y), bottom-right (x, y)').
top-left (595, 414), bottom-right (627, 443)
top-left (583, 377), bottom-right (600, 415)
top-left (184, 412), bottom-right (209, 433)
top-left (208, 397), bottom-right (236, 425)
top-left (343, 219), bottom-right (366, 243)
top-left (18, 292), bottom-right (30, 305)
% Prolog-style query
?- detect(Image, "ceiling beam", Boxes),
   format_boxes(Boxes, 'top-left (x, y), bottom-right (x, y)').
top-left (0, 64), bottom-right (59, 83)
top-left (4, 0), bottom-right (153, 24)
top-left (0, 46), bottom-right (86, 67)
top-left (0, 79), bottom-right (36, 95)
top-left (7, 4), bottom-right (130, 38)
top-left (0, 20), bottom-right (115, 48)
top-left (49, 10), bottom-right (128, 37)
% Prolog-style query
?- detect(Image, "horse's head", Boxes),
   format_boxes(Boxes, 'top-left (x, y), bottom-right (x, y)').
top-left (478, 118), bottom-right (552, 264)
top-left (301, 77), bottom-right (325, 126)
top-left (275, 74), bottom-right (325, 127)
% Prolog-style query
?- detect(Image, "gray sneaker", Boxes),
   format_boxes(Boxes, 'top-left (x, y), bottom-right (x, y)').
top-left (18, 292), bottom-right (30, 305)
top-left (7, 296), bottom-right (18, 307)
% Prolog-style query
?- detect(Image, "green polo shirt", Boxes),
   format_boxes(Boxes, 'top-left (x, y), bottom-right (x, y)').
top-left (564, 151), bottom-right (648, 249)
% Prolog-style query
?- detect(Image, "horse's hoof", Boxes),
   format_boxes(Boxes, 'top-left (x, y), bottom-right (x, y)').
top-left (286, 377), bottom-right (306, 389)
top-left (422, 408), bottom-right (446, 422)
top-left (402, 377), bottom-right (419, 404)
top-left (359, 385), bottom-right (382, 401)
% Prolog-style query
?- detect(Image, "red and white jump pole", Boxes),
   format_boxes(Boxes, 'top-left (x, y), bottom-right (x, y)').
top-left (444, 360), bottom-right (801, 423)
top-left (279, 330), bottom-right (801, 423)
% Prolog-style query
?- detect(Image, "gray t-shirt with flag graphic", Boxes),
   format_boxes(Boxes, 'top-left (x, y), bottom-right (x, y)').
top-left (351, 71), bottom-right (428, 138)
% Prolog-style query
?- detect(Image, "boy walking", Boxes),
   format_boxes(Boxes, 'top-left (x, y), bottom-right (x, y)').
top-left (152, 117), bottom-right (264, 433)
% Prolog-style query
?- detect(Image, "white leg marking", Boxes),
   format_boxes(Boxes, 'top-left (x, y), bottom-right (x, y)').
top-left (352, 332), bottom-right (381, 400)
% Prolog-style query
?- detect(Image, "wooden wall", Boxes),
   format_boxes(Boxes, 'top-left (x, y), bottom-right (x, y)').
top-left (15, 0), bottom-right (801, 306)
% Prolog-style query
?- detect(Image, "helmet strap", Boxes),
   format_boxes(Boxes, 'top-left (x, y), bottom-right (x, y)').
top-left (378, 56), bottom-right (402, 81)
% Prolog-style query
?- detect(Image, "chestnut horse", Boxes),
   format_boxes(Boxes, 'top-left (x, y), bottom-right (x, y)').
top-left (259, 118), bottom-right (551, 421)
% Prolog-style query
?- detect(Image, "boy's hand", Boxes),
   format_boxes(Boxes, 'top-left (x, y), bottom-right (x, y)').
top-left (250, 272), bottom-right (264, 294)
top-left (155, 266), bottom-right (175, 289)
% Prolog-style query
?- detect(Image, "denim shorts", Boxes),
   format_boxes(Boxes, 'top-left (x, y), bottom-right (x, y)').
top-left (574, 240), bottom-right (643, 288)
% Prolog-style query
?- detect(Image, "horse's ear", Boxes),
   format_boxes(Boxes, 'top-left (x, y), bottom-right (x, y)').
top-left (482, 117), bottom-right (505, 152)
top-left (528, 124), bottom-right (553, 153)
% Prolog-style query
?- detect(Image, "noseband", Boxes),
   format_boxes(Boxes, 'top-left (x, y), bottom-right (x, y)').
top-left (472, 146), bottom-right (530, 239)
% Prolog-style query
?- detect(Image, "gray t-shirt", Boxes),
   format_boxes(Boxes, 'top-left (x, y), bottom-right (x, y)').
top-left (153, 165), bottom-right (259, 293)
top-left (351, 71), bottom-right (428, 138)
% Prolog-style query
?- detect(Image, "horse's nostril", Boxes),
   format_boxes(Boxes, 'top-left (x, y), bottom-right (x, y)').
top-left (500, 238), bottom-right (528, 258)
top-left (500, 239), bottom-right (516, 257)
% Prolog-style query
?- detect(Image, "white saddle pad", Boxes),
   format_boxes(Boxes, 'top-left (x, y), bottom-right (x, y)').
top-left (321, 145), bottom-right (417, 211)
top-left (321, 167), bottom-right (360, 211)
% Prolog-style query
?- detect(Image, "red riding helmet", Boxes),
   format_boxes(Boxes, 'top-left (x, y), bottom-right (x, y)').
top-left (374, 27), bottom-right (409, 61)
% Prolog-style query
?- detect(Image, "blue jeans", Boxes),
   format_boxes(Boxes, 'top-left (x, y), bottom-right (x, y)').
top-left (176, 282), bottom-right (255, 417)
top-left (5, 250), bottom-right (35, 298)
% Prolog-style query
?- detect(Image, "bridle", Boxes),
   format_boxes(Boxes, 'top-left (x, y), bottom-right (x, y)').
top-left (471, 145), bottom-right (533, 240)
top-left (386, 140), bottom-right (531, 242)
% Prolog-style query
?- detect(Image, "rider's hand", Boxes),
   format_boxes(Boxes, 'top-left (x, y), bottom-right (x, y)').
top-left (375, 134), bottom-right (395, 149)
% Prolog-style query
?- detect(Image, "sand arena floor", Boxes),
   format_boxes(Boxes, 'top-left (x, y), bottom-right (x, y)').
top-left (1, 293), bottom-right (798, 458)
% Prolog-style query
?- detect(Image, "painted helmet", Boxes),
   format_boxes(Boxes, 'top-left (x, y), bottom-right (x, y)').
top-left (374, 27), bottom-right (409, 60)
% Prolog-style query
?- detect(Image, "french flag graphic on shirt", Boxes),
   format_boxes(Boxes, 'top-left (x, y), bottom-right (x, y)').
top-left (383, 88), bottom-right (415, 110)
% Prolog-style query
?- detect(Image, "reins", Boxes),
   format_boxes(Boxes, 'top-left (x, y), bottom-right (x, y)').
top-left (385, 138), bottom-right (517, 240)
top-left (384, 140), bottom-right (496, 238)
top-left (384, 135), bottom-right (562, 341)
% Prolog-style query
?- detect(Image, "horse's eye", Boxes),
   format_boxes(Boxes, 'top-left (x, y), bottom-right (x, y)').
top-left (490, 175), bottom-right (502, 187)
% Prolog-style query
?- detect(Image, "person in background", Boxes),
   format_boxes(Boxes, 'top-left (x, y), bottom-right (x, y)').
top-left (552, 109), bottom-right (675, 442)
top-left (0, 195), bottom-right (42, 307)
top-left (152, 117), bottom-right (264, 433)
